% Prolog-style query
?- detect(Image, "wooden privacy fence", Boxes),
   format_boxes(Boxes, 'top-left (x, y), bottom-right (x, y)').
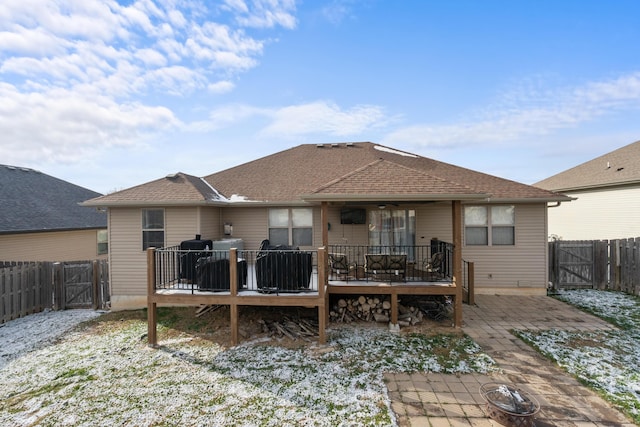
top-left (549, 238), bottom-right (640, 296)
top-left (0, 260), bottom-right (109, 324)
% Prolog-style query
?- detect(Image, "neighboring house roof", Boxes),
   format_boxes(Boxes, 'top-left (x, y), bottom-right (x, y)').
top-left (535, 139), bottom-right (640, 192)
top-left (0, 164), bottom-right (106, 234)
top-left (84, 142), bottom-right (569, 207)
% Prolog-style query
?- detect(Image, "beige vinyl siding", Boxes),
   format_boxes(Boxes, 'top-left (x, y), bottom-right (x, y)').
top-left (324, 203), bottom-right (454, 247)
top-left (415, 202), bottom-right (453, 243)
top-left (548, 187), bottom-right (640, 240)
top-left (462, 203), bottom-right (548, 291)
top-left (221, 206), bottom-right (269, 251)
top-left (108, 208), bottom-right (148, 300)
top-left (0, 229), bottom-right (107, 262)
top-left (199, 207), bottom-right (222, 240)
top-left (325, 206), bottom-right (368, 246)
top-left (165, 207), bottom-right (199, 245)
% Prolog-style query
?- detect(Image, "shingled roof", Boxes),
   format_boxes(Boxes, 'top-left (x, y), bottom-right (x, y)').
top-left (535, 140), bottom-right (640, 192)
top-left (205, 142), bottom-right (567, 203)
top-left (84, 172), bottom-right (226, 206)
top-left (84, 142), bottom-right (568, 206)
top-left (0, 165), bottom-right (106, 234)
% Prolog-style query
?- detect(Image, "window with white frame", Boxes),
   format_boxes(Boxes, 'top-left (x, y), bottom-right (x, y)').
top-left (268, 208), bottom-right (313, 247)
top-left (97, 229), bottom-right (108, 255)
top-left (464, 205), bottom-right (514, 246)
top-left (142, 208), bottom-right (165, 250)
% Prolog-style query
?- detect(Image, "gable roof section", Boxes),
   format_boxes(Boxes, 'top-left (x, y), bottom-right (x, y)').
top-left (83, 172), bottom-right (226, 206)
top-left (535, 140), bottom-right (640, 192)
top-left (304, 159), bottom-right (488, 201)
top-left (0, 165), bottom-right (106, 234)
top-left (84, 142), bottom-right (569, 207)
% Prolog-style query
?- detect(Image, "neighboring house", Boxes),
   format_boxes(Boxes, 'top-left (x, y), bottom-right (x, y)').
top-left (0, 165), bottom-right (108, 262)
top-left (83, 142), bottom-right (568, 311)
top-left (535, 139), bottom-right (640, 240)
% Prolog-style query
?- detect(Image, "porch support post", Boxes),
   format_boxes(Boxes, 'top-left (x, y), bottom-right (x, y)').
top-left (230, 248), bottom-right (239, 346)
top-left (390, 292), bottom-right (398, 324)
top-left (452, 201), bottom-right (463, 327)
top-left (321, 201), bottom-right (329, 247)
top-left (146, 248), bottom-right (158, 347)
top-left (317, 246), bottom-right (327, 345)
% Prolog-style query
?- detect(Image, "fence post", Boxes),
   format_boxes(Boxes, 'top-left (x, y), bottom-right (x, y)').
top-left (53, 262), bottom-right (64, 311)
top-left (92, 260), bottom-right (99, 310)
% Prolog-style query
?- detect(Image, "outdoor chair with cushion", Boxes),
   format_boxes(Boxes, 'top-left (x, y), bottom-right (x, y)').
top-left (328, 253), bottom-right (356, 280)
top-left (423, 252), bottom-right (444, 280)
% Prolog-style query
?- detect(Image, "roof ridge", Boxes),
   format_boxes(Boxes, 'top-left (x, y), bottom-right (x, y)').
top-left (311, 159), bottom-right (385, 193)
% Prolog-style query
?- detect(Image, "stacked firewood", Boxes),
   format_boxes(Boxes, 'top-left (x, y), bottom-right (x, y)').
top-left (329, 296), bottom-right (426, 326)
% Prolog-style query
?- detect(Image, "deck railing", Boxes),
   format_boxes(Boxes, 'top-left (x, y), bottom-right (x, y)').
top-left (153, 246), bottom-right (319, 294)
top-left (327, 242), bottom-right (453, 283)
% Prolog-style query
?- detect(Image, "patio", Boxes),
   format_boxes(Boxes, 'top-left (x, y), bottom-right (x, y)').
top-left (387, 294), bottom-right (633, 426)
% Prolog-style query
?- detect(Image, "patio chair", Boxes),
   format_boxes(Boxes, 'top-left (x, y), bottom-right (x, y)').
top-left (423, 252), bottom-right (444, 280)
top-left (329, 253), bottom-right (355, 280)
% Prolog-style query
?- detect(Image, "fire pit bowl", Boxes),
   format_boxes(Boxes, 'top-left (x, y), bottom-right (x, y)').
top-left (480, 382), bottom-right (540, 427)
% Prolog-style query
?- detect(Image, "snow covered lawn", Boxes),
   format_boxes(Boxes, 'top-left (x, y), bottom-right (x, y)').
top-left (0, 309), bottom-right (495, 426)
top-left (514, 289), bottom-right (640, 424)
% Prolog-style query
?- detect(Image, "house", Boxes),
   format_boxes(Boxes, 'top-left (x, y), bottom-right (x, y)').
top-left (0, 165), bottom-right (107, 262)
top-left (535, 139), bottom-right (640, 240)
top-left (84, 142), bottom-right (569, 318)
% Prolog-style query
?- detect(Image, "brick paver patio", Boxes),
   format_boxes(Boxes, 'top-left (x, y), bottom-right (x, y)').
top-left (385, 294), bottom-right (636, 426)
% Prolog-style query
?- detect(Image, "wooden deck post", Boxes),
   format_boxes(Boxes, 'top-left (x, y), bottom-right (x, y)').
top-left (452, 201), bottom-right (463, 327)
top-left (317, 247), bottom-right (327, 345)
top-left (146, 248), bottom-right (158, 347)
top-left (467, 262), bottom-right (475, 306)
top-left (230, 248), bottom-right (239, 346)
top-left (390, 293), bottom-right (398, 325)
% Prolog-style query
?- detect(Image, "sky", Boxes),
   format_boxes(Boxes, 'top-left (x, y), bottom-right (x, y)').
top-left (1, 0), bottom-right (640, 195)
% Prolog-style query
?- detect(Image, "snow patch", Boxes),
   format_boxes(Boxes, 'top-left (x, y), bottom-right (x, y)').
top-left (374, 145), bottom-right (418, 158)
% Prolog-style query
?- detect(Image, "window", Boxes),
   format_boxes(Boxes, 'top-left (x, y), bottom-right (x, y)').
top-left (97, 229), bottom-right (108, 255)
top-left (142, 209), bottom-right (164, 250)
top-left (368, 209), bottom-right (416, 255)
top-left (464, 205), bottom-right (515, 246)
top-left (268, 208), bottom-right (313, 247)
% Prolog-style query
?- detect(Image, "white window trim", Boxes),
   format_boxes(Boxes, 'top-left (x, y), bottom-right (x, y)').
top-left (464, 205), bottom-right (515, 246)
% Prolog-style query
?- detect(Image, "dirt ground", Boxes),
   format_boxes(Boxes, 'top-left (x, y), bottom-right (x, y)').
top-left (158, 299), bottom-right (462, 346)
top-left (96, 295), bottom-right (460, 348)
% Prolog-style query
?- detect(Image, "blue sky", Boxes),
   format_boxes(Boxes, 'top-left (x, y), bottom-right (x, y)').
top-left (1, 0), bottom-right (640, 194)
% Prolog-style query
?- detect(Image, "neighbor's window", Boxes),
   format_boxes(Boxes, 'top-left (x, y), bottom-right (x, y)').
top-left (268, 208), bottom-right (313, 247)
top-left (464, 205), bottom-right (514, 246)
top-left (142, 208), bottom-right (165, 250)
top-left (97, 229), bottom-right (108, 255)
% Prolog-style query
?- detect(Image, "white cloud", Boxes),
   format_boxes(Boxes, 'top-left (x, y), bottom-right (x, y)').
top-left (382, 72), bottom-right (640, 149)
top-left (0, 0), bottom-right (297, 168)
top-left (208, 80), bottom-right (235, 94)
top-left (0, 83), bottom-right (179, 164)
top-left (223, 0), bottom-right (297, 29)
top-left (262, 101), bottom-right (388, 138)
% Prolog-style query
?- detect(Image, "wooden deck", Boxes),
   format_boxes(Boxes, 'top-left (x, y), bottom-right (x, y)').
top-left (146, 248), bottom-right (463, 347)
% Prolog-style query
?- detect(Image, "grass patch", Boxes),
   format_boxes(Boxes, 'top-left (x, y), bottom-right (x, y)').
top-left (0, 307), bottom-right (496, 426)
top-left (514, 289), bottom-right (640, 424)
